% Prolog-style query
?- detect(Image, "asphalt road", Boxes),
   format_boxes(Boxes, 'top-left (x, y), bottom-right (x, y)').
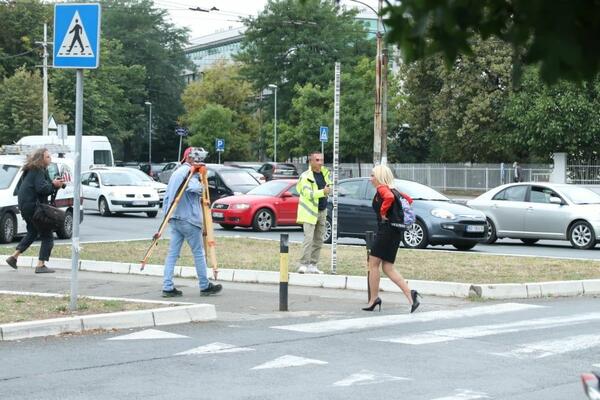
top-left (49, 211), bottom-right (600, 261)
top-left (0, 269), bottom-right (598, 400)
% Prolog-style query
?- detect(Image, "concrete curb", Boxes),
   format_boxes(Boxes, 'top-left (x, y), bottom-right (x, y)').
top-left (4, 255), bottom-right (599, 300)
top-left (0, 294), bottom-right (216, 341)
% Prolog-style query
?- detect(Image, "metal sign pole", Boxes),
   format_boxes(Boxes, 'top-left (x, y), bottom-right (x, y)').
top-left (178, 135), bottom-right (183, 161)
top-left (70, 69), bottom-right (83, 311)
top-left (330, 62), bottom-right (340, 274)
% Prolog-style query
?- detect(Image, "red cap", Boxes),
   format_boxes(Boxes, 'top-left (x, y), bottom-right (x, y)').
top-left (181, 147), bottom-right (193, 163)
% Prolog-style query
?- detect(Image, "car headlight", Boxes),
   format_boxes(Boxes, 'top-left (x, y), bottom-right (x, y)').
top-left (431, 208), bottom-right (456, 220)
top-left (232, 203), bottom-right (251, 210)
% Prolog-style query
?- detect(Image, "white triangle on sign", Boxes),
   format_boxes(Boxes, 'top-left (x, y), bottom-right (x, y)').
top-left (57, 11), bottom-right (94, 57)
top-left (333, 369), bottom-right (412, 387)
top-left (251, 355), bottom-right (328, 370)
top-left (107, 329), bottom-right (189, 341)
top-left (176, 342), bottom-right (255, 356)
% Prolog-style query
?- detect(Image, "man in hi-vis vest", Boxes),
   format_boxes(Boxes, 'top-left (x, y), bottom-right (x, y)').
top-left (296, 151), bottom-right (331, 274)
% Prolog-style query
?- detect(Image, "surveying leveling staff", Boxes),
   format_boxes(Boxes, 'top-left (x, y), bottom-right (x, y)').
top-left (296, 151), bottom-right (331, 274)
top-left (160, 147), bottom-right (222, 297)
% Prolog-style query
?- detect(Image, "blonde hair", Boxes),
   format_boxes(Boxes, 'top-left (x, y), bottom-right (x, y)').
top-left (372, 164), bottom-right (395, 187)
top-left (23, 148), bottom-right (48, 171)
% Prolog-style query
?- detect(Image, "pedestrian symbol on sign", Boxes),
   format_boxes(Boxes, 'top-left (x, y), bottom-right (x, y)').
top-left (58, 11), bottom-right (94, 57)
top-left (319, 126), bottom-right (328, 142)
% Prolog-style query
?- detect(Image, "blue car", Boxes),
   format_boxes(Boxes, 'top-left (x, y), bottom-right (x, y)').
top-left (324, 178), bottom-right (487, 250)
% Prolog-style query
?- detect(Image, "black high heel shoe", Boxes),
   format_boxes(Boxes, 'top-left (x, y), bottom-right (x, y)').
top-left (362, 297), bottom-right (382, 312)
top-left (410, 290), bottom-right (421, 313)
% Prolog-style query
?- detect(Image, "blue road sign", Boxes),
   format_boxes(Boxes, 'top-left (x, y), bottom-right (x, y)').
top-left (216, 138), bottom-right (225, 152)
top-left (320, 126), bottom-right (329, 142)
top-left (53, 3), bottom-right (101, 69)
top-left (175, 127), bottom-right (189, 137)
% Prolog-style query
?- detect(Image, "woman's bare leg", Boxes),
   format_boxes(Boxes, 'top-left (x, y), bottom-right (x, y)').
top-left (366, 255), bottom-right (382, 306)
top-left (382, 262), bottom-right (412, 305)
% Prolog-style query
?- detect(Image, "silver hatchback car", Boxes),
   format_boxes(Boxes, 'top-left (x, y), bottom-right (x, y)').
top-left (467, 183), bottom-right (600, 249)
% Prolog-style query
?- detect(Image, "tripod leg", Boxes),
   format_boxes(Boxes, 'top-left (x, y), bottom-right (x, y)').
top-left (199, 166), bottom-right (218, 279)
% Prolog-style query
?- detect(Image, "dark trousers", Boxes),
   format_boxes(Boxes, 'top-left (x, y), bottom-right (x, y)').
top-left (16, 215), bottom-right (54, 262)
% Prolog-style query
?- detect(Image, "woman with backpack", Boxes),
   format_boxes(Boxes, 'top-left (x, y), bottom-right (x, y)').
top-left (363, 164), bottom-right (421, 313)
top-left (5, 148), bottom-right (64, 273)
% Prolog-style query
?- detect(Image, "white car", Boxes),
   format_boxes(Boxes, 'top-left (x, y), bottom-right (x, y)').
top-left (0, 154), bottom-right (81, 243)
top-left (81, 168), bottom-right (160, 217)
top-left (97, 167), bottom-right (167, 206)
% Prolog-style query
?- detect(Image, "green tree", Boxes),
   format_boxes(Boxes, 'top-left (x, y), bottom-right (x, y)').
top-left (187, 104), bottom-right (234, 162)
top-left (0, 67), bottom-right (63, 144)
top-left (237, 0), bottom-right (374, 120)
top-left (384, 0), bottom-right (600, 83)
top-left (102, 0), bottom-right (191, 161)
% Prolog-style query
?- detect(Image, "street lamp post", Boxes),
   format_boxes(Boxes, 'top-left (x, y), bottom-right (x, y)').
top-left (268, 84), bottom-right (278, 162)
top-left (145, 101), bottom-right (152, 166)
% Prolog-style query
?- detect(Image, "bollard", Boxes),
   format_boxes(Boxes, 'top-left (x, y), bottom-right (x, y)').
top-left (365, 231), bottom-right (375, 303)
top-left (279, 233), bottom-right (289, 311)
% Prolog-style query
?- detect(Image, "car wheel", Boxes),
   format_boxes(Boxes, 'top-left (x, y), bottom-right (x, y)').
top-left (323, 218), bottom-right (332, 243)
top-left (568, 220), bottom-right (596, 250)
top-left (520, 238), bottom-right (539, 245)
top-left (252, 208), bottom-right (273, 232)
top-left (56, 210), bottom-right (73, 239)
top-left (0, 212), bottom-right (16, 244)
top-left (146, 211), bottom-right (158, 218)
top-left (99, 197), bottom-right (111, 216)
top-left (453, 242), bottom-right (476, 251)
top-left (402, 220), bottom-right (429, 249)
top-left (483, 218), bottom-right (497, 244)
top-left (220, 224), bottom-right (236, 230)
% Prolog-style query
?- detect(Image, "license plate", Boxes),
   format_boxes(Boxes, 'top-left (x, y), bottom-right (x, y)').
top-left (212, 212), bottom-right (224, 218)
top-left (132, 201), bottom-right (147, 206)
top-left (466, 225), bottom-right (485, 232)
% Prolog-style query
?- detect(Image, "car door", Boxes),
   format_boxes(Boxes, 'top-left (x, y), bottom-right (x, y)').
top-left (277, 183), bottom-right (299, 224)
top-left (337, 179), bottom-right (369, 236)
top-left (83, 172), bottom-right (101, 210)
top-left (488, 185), bottom-right (528, 235)
top-left (81, 172), bottom-right (92, 209)
top-left (524, 185), bottom-right (570, 239)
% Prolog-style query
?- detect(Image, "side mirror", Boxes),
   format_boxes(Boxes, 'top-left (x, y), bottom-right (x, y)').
top-left (281, 191), bottom-right (293, 198)
top-left (550, 196), bottom-right (562, 205)
top-left (89, 182), bottom-right (99, 188)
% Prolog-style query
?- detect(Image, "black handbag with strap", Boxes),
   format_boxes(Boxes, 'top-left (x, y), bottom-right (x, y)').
top-left (32, 202), bottom-right (65, 231)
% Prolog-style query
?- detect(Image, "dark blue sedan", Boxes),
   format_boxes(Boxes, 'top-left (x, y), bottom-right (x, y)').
top-left (324, 178), bottom-right (488, 250)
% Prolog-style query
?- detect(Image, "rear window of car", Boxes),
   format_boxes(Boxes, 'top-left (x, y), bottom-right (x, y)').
top-left (0, 164), bottom-right (19, 190)
top-left (219, 170), bottom-right (260, 186)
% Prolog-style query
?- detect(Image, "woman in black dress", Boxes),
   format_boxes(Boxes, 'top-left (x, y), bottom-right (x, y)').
top-left (5, 148), bottom-right (64, 273)
top-left (363, 165), bottom-right (420, 313)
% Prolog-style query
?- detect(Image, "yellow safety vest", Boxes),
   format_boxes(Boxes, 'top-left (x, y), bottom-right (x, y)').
top-left (296, 166), bottom-right (332, 225)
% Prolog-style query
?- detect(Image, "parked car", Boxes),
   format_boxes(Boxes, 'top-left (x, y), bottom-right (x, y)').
top-left (205, 164), bottom-right (261, 202)
top-left (110, 167), bottom-right (167, 206)
top-left (157, 161), bottom-right (179, 184)
top-left (81, 168), bottom-right (160, 217)
top-left (257, 162), bottom-right (299, 181)
top-left (323, 178), bottom-right (487, 250)
top-left (139, 162), bottom-right (166, 181)
top-left (211, 179), bottom-right (299, 231)
top-left (467, 182), bottom-right (600, 249)
top-left (0, 154), bottom-right (82, 242)
top-left (226, 163), bottom-right (266, 184)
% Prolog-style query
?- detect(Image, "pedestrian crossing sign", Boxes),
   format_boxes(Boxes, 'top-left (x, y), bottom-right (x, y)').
top-left (53, 3), bottom-right (101, 69)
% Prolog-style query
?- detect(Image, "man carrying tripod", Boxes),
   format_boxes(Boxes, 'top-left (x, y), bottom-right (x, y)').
top-left (160, 147), bottom-right (222, 297)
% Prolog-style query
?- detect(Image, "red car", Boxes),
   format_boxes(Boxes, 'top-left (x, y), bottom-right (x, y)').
top-left (211, 179), bottom-right (299, 231)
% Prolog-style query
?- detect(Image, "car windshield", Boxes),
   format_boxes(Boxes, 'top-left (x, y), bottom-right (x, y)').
top-left (101, 172), bottom-right (138, 186)
top-left (247, 180), bottom-right (290, 196)
top-left (0, 164), bottom-right (19, 189)
top-left (394, 179), bottom-right (449, 201)
top-left (125, 168), bottom-right (153, 182)
top-left (219, 170), bottom-right (260, 186)
top-left (560, 186), bottom-right (600, 204)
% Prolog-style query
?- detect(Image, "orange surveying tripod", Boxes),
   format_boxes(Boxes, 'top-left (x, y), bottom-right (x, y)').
top-left (140, 163), bottom-right (218, 280)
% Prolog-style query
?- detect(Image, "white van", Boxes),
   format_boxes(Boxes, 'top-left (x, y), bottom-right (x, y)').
top-left (0, 154), bottom-right (82, 243)
top-left (16, 135), bottom-right (114, 171)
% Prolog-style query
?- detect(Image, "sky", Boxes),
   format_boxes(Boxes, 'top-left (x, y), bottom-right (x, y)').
top-left (155, 0), bottom-right (380, 40)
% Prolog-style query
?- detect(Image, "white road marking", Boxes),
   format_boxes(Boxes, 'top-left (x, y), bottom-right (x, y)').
top-left (333, 369), bottom-right (412, 387)
top-left (251, 355), bottom-right (328, 370)
top-left (272, 303), bottom-right (543, 334)
top-left (373, 312), bottom-right (600, 345)
top-left (176, 342), bottom-right (255, 356)
top-left (429, 389), bottom-right (491, 400)
top-left (491, 334), bottom-right (600, 359)
top-left (107, 329), bottom-right (189, 341)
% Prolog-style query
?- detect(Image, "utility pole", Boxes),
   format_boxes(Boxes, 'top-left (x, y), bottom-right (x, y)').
top-left (373, 0), bottom-right (386, 165)
top-left (37, 23), bottom-right (50, 136)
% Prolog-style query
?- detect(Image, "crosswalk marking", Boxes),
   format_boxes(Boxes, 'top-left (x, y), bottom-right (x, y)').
top-left (107, 329), bottom-right (189, 341)
top-left (176, 342), bottom-right (255, 356)
top-left (332, 369), bottom-right (412, 386)
top-left (373, 312), bottom-right (600, 345)
top-left (491, 334), bottom-right (600, 359)
top-left (251, 355), bottom-right (327, 370)
top-left (272, 303), bottom-right (543, 334)
top-left (429, 389), bottom-right (491, 400)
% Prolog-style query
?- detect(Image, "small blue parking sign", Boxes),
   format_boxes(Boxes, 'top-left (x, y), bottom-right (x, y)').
top-left (319, 126), bottom-right (329, 142)
top-left (53, 3), bottom-right (101, 69)
top-left (216, 138), bottom-right (225, 152)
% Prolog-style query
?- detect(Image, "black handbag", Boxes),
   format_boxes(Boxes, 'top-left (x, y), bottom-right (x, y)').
top-left (32, 203), bottom-right (66, 231)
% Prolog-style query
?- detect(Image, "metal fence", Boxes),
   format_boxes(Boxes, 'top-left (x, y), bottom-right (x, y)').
top-left (567, 164), bottom-right (600, 184)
